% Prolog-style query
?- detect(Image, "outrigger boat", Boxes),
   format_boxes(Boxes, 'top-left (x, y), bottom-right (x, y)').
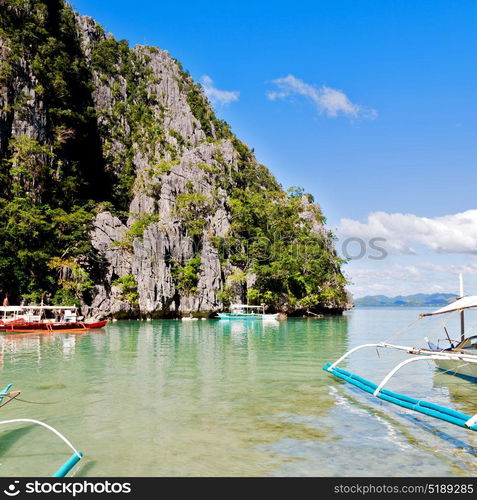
top-left (0, 306), bottom-right (107, 332)
top-left (0, 383), bottom-right (83, 476)
top-left (325, 276), bottom-right (477, 432)
top-left (216, 304), bottom-right (279, 320)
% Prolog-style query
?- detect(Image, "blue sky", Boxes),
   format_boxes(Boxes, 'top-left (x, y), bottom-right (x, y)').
top-left (71, 0), bottom-right (477, 297)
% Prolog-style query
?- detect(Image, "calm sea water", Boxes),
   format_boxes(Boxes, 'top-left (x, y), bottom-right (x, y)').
top-left (0, 308), bottom-right (476, 477)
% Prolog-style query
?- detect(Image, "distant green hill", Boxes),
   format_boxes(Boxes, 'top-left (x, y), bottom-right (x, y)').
top-left (354, 293), bottom-right (458, 307)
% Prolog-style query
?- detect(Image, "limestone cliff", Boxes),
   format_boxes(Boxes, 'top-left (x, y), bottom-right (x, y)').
top-left (0, 0), bottom-right (350, 318)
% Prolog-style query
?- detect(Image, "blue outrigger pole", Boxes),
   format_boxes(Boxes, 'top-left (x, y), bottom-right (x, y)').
top-left (324, 342), bottom-right (477, 432)
top-left (53, 451), bottom-right (84, 477)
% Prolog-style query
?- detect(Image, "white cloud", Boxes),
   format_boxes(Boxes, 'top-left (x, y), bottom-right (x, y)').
top-left (344, 261), bottom-right (477, 297)
top-left (420, 261), bottom-right (477, 275)
top-left (345, 264), bottom-right (442, 296)
top-left (267, 74), bottom-right (377, 119)
top-left (338, 210), bottom-right (477, 296)
top-left (201, 75), bottom-right (239, 106)
top-left (338, 210), bottom-right (477, 255)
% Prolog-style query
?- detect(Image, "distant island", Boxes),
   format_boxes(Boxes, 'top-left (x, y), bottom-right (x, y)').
top-left (354, 293), bottom-right (458, 307)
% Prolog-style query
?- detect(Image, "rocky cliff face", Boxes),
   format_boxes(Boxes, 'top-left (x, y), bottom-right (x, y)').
top-left (0, 1), bottom-right (350, 318)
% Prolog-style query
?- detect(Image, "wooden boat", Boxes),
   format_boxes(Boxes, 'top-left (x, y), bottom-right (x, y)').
top-left (0, 383), bottom-right (83, 476)
top-left (2, 319), bottom-right (107, 332)
top-left (216, 304), bottom-right (279, 320)
top-left (324, 275), bottom-right (477, 432)
top-left (0, 305), bottom-right (107, 332)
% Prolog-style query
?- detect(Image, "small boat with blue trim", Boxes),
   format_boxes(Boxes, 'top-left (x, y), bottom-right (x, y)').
top-left (325, 275), bottom-right (477, 432)
top-left (216, 304), bottom-right (279, 320)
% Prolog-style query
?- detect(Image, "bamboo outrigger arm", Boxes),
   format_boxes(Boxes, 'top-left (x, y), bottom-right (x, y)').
top-left (0, 418), bottom-right (83, 477)
top-left (327, 343), bottom-right (388, 371)
top-left (327, 342), bottom-right (427, 372)
top-left (327, 342), bottom-right (477, 373)
top-left (372, 355), bottom-right (445, 397)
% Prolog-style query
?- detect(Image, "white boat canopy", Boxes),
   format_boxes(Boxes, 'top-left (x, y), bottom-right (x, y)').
top-left (20, 306), bottom-right (77, 310)
top-left (0, 306), bottom-right (76, 311)
top-left (0, 306), bottom-right (24, 313)
top-left (421, 295), bottom-right (477, 317)
top-left (230, 304), bottom-right (265, 309)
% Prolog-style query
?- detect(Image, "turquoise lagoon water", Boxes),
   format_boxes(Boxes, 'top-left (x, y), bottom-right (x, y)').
top-left (0, 308), bottom-right (476, 477)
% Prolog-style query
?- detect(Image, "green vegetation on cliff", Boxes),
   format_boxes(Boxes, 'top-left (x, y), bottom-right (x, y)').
top-left (112, 274), bottom-right (139, 306)
top-left (215, 147), bottom-right (348, 312)
top-left (0, 0), bottom-right (104, 304)
top-left (0, 0), bottom-right (348, 314)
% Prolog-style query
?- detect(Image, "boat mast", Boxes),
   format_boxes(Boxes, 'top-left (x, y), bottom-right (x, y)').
top-left (459, 273), bottom-right (465, 341)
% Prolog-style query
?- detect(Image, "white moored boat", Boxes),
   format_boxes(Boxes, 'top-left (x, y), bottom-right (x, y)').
top-left (420, 292), bottom-right (477, 382)
top-left (216, 304), bottom-right (279, 321)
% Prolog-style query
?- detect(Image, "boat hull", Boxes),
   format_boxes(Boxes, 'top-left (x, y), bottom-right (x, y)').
top-left (216, 313), bottom-right (279, 320)
top-left (0, 320), bottom-right (107, 333)
top-left (434, 358), bottom-right (477, 383)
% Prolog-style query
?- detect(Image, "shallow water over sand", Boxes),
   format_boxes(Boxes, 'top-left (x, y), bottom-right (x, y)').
top-left (0, 309), bottom-right (476, 476)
